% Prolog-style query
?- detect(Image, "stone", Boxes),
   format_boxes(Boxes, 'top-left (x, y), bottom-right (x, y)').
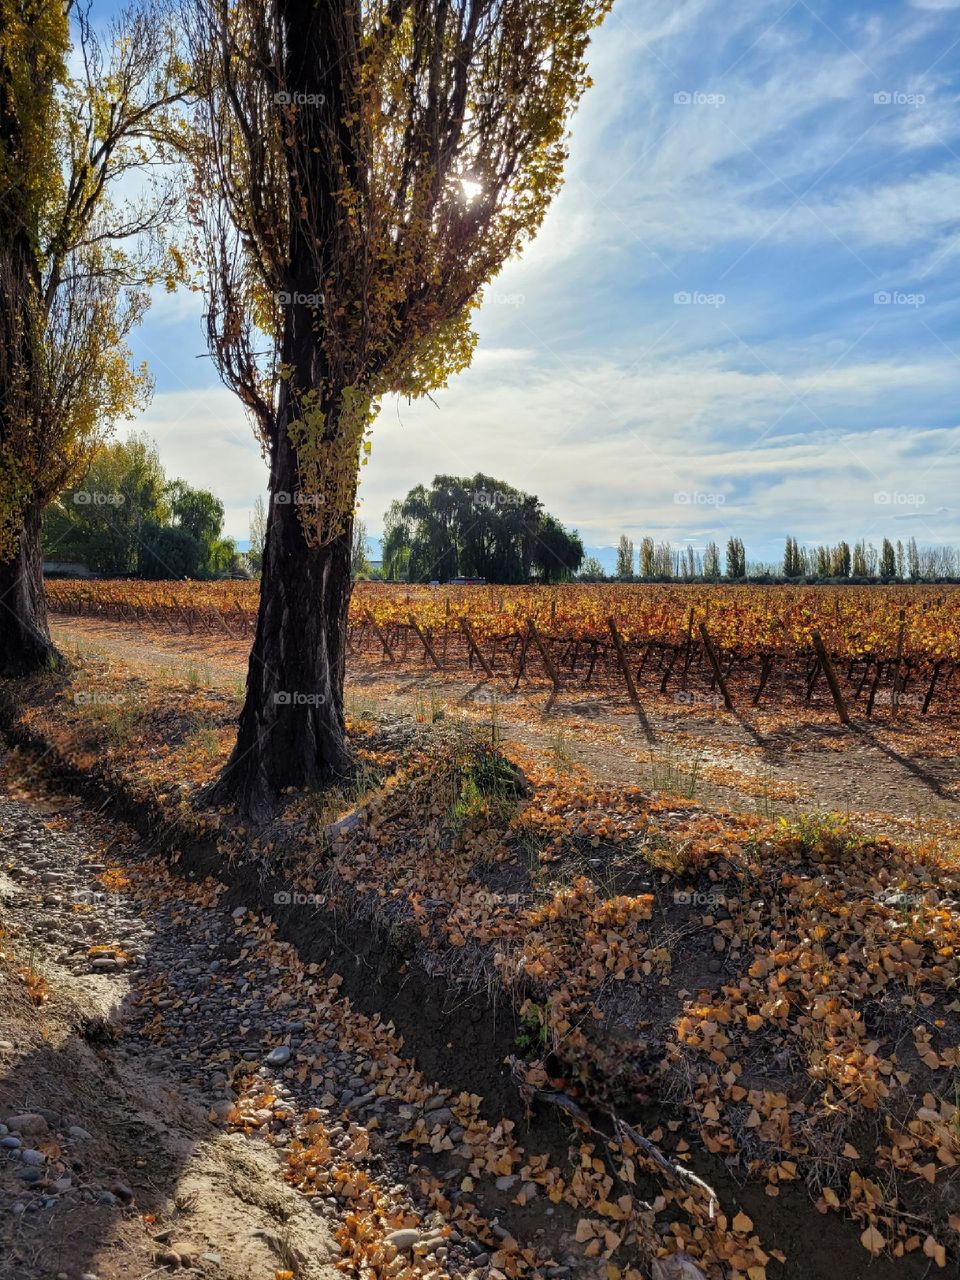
top-left (5, 1113), bottom-right (47, 1138)
top-left (265, 1045), bottom-right (291, 1067)
top-left (20, 1149), bottom-right (45, 1166)
top-left (385, 1229), bottom-right (421, 1251)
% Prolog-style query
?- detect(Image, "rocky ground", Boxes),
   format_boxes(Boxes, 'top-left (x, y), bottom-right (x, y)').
top-left (0, 761), bottom-right (592, 1280)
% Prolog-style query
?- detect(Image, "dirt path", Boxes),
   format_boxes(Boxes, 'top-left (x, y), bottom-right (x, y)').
top-left (0, 779), bottom-right (342, 1280)
top-left (52, 616), bottom-right (960, 838)
top-left (0, 761), bottom-right (605, 1280)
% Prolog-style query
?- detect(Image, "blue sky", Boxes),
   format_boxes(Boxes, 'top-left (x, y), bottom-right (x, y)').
top-left (127, 0), bottom-right (960, 561)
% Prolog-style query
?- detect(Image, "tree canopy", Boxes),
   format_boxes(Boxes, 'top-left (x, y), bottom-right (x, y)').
top-left (43, 435), bottom-right (238, 578)
top-left (381, 474), bottom-right (583, 584)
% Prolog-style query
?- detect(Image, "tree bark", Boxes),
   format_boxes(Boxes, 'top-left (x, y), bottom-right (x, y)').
top-left (208, 408), bottom-right (354, 819)
top-left (0, 503), bottom-right (62, 677)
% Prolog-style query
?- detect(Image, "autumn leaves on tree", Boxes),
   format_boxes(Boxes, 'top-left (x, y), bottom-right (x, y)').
top-left (0, 0), bottom-right (611, 813)
top-left (0, 0), bottom-right (186, 675)
top-left (186, 0), bottom-right (611, 816)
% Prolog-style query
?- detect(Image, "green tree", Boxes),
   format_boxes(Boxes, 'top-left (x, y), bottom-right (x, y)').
top-left (852, 540), bottom-right (868, 578)
top-left (44, 436), bottom-right (168, 575)
top-left (531, 515), bottom-right (584, 583)
top-left (615, 535), bottom-right (634, 580)
top-left (703, 540), bottom-right (720, 580)
top-left (166, 481), bottom-right (225, 574)
top-left (139, 522), bottom-right (202, 578)
top-left (725, 536), bottom-right (745, 579)
top-left (381, 500), bottom-right (412, 583)
top-left (383, 475), bottom-right (581, 584)
top-left (639, 537), bottom-right (655, 578)
top-left (908, 536), bottom-right (921, 581)
top-left (351, 518), bottom-right (370, 580)
top-left (248, 496), bottom-right (267, 572)
top-left (189, 0), bottom-right (611, 815)
top-left (578, 556), bottom-right (605, 581)
top-left (831, 541), bottom-right (851, 578)
top-left (879, 538), bottom-right (896, 581)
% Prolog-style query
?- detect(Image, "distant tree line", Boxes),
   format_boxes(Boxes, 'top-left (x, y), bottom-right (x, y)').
top-left (606, 533), bottom-right (960, 583)
top-left (43, 436), bottom-right (245, 579)
top-left (381, 474), bottom-right (584, 584)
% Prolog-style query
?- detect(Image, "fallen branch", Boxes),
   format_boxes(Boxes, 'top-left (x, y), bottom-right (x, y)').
top-left (516, 1076), bottom-right (719, 1220)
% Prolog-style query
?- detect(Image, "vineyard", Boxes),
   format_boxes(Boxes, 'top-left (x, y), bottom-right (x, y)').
top-left (46, 580), bottom-right (960, 719)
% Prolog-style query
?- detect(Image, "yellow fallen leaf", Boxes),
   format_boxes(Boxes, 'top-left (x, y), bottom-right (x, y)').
top-left (860, 1226), bottom-right (885, 1255)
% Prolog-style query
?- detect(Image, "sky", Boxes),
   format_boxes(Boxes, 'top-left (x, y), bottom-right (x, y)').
top-left (125, 0), bottom-right (960, 563)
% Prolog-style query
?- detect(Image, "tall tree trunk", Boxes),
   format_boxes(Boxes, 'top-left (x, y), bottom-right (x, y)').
top-left (208, 412), bottom-right (354, 820)
top-left (0, 502), bottom-right (61, 677)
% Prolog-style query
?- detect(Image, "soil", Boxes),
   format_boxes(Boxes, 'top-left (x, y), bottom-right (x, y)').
top-left (51, 616), bottom-right (960, 838)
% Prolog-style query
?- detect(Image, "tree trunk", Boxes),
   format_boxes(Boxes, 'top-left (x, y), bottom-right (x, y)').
top-left (0, 503), bottom-right (61, 677)
top-left (208, 422), bottom-right (354, 820)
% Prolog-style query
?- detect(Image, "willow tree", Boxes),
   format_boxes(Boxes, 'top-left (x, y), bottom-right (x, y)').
top-left (190, 0), bottom-right (610, 816)
top-left (0, 0), bottom-right (184, 675)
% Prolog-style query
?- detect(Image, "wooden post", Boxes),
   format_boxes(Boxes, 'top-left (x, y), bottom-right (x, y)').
top-left (810, 630), bottom-right (850, 725)
top-left (680, 607), bottom-right (695, 689)
top-left (526, 617), bottom-right (561, 711)
top-left (891, 607), bottom-right (906, 712)
top-left (364, 608), bottom-right (395, 662)
top-left (698, 623), bottom-right (734, 712)
top-left (408, 613), bottom-right (442, 669)
top-left (607, 618), bottom-right (651, 734)
top-left (460, 617), bottom-right (495, 678)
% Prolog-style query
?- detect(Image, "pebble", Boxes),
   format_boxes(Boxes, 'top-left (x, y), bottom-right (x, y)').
top-left (385, 1228), bottom-right (421, 1251)
top-left (20, 1148), bottom-right (45, 1166)
top-left (265, 1045), bottom-right (291, 1067)
top-left (5, 1113), bottom-right (48, 1138)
